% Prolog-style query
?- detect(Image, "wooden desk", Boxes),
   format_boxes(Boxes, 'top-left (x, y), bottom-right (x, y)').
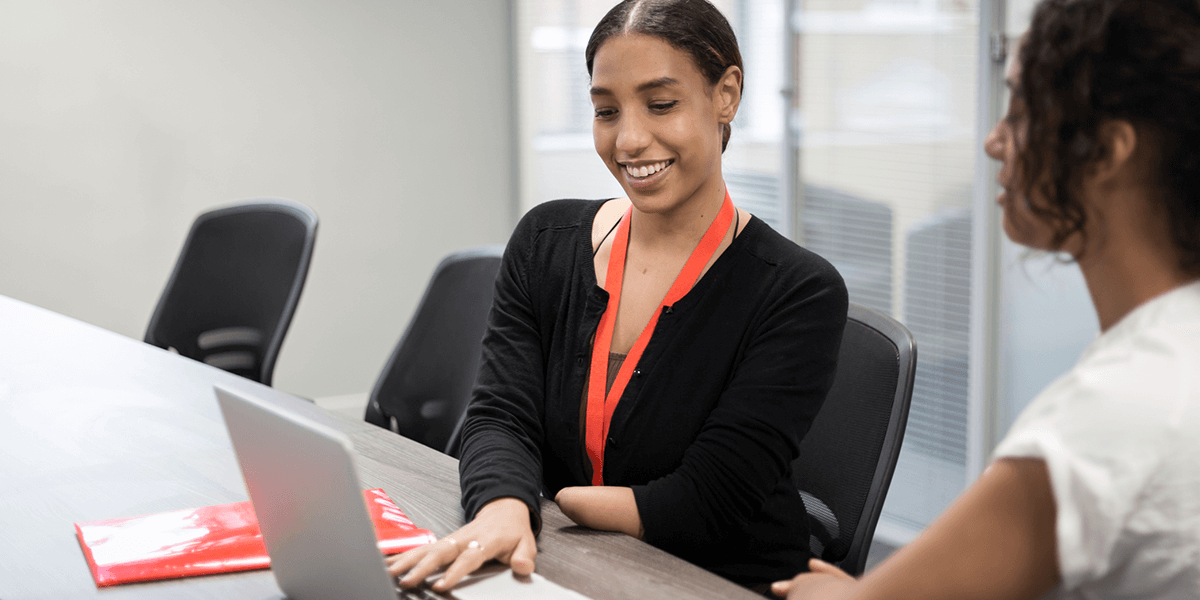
top-left (0, 296), bottom-right (761, 600)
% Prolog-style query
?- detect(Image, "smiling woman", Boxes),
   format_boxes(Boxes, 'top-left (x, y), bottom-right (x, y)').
top-left (387, 0), bottom-right (848, 593)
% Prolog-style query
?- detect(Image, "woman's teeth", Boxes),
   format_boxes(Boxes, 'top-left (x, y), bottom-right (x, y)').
top-left (626, 160), bottom-right (671, 179)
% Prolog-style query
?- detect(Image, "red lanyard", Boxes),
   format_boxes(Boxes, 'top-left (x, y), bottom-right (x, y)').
top-left (585, 191), bottom-right (735, 485)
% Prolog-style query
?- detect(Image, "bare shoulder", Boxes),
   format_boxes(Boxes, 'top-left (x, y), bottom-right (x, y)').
top-left (734, 207), bottom-right (751, 237)
top-left (591, 197), bottom-right (631, 251)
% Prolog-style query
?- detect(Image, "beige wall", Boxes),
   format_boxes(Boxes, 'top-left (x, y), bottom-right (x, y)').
top-left (0, 0), bottom-right (517, 398)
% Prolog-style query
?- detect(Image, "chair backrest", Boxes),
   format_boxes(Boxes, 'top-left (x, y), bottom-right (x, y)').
top-left (145, 199), bottom-right (318, 386)
top-left (364, 245), bottom-right (504, 456)
top-left (792, 302), bottom-right (916, 575)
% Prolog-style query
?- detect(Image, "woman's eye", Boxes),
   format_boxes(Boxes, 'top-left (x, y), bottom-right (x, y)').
top-left (1004, 98), bottom-right (1026, 125)
top-left (594, 108), bottom-right (617, 119)
top-left (650, 101), bottom-right (678, 112)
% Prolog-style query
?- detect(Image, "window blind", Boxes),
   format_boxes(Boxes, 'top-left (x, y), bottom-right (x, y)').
top-left (789, 0), bottom-right (980, 539)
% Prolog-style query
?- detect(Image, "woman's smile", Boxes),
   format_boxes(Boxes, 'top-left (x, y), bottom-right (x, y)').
top-left (996, 172), bottom-right (1013, 208)
top-left (621, 159), bottom-right (674, 188)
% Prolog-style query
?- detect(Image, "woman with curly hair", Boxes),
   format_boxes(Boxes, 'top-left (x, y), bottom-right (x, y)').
top-left (774, 0), bottom-right (1200, 598)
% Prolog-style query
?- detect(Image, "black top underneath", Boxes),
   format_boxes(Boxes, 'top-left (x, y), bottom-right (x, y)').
top-left (458, 199), bottom-right (848, 587)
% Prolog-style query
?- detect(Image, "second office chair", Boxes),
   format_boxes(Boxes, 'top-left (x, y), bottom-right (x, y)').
top-left (365, 246), bottom-right (504, 456)
top-left (145, 199), bottom-right (318, 386)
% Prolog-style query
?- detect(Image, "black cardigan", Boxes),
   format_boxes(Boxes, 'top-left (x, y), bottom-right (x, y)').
top-left (458, 199), bottom-right (848, 587)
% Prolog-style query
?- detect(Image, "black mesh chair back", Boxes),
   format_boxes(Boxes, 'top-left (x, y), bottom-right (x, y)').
top-left (792, 302), bottom-right (917, 575)
top-left (364, 246), bottom-right (504, 456)
top-left (145, 199), bottom-right (318, 386)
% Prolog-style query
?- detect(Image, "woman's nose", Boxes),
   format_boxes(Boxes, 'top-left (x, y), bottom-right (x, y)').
top-left (984, 121), bottom-right (1006, 161)
top-left (615, 113), bottom-right (652, 155)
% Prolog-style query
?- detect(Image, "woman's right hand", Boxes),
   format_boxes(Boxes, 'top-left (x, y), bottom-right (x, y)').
top-left (386, 497), bottom-right (537, 593)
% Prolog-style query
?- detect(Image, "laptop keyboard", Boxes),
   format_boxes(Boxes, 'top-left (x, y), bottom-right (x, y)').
top-left (396, 583), bottom-right (448, 599)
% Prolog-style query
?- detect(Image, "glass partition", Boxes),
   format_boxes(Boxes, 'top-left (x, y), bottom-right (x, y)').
top-left (787, 0), bottom-right (981, 542)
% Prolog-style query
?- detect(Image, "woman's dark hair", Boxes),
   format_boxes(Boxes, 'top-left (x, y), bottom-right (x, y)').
top-left (1018, 0), bottom-right (1200, 271)
top-left (585, 0), bottom-right (744, 152)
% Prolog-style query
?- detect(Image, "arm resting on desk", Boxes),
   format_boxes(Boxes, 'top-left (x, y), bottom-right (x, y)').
top-left (772, 458), bottom-right (1059, 600)
top-left (555, 486), bottom-right (644, 539)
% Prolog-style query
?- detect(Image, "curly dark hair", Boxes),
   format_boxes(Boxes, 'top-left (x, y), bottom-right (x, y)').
top-left (584, 0), bottom-right (744, 152)
top-left (1018, 0), bottom-right (1200, 271)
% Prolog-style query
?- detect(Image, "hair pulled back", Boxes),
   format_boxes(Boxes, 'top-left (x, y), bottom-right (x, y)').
top-left (585, 0), bottom-right (744, 152)
top-left (1018, 0), bottom-right (1200, 271)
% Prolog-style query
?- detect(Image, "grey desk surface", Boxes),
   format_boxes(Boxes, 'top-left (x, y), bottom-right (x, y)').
top-left (0, 295), bottom-right (761, 600)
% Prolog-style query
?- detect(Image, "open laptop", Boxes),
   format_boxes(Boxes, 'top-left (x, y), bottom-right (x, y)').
top-left (214, 385), bottom-right (590, 600)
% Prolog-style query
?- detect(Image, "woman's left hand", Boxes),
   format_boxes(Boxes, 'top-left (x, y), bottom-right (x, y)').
top-left (771, 559), bottom-right (858, 599)
top-left (386, 497), bottom-right (535, 592)
top-left (554, 486), bottom-right (644, 539)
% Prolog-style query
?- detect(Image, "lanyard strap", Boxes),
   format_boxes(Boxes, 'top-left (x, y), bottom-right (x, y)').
top-left (585, 191), bottom-right (735, 486)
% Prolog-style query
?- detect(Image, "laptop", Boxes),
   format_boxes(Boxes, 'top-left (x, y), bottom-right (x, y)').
top-left (214, 385), bottom-right (590, 600)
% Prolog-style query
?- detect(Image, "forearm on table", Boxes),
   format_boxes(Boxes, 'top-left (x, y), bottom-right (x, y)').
top-left (847, 459), bottom-right (1060, 600)
top-left (458, 423), bottom-right (546, 533)
top-left (554, 486), bottom-right (643, 538)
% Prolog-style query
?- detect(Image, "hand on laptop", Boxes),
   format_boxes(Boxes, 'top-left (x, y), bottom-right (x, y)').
top-left (387, 497), bottom-right (536, 593)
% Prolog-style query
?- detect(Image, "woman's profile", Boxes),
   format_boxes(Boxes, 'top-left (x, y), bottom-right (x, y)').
top-left (389, 0), bottom-right (848, 592)
top-left (774, 0), bottom-right (1200, 598)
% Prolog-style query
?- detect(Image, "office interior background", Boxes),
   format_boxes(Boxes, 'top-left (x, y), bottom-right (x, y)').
top-left (0, 0), bottom-right (1098, 546)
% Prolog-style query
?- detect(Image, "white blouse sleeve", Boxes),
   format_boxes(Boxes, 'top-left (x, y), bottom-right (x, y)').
top-left (991, 340), bottom-right (1183, 590)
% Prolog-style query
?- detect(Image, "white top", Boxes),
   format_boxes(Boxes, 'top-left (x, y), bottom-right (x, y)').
top-left (993, 280), bottom-right (1200, 600)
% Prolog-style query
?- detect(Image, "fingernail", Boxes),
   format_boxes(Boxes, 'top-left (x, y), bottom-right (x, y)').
top-left (434, 578), bottom-right (446, 590)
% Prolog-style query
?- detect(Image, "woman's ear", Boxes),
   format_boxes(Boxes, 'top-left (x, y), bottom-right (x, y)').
top-left (716, 65), bottom-right (742, 125)
top-left (1091, 119), bottom-right (1138, 183)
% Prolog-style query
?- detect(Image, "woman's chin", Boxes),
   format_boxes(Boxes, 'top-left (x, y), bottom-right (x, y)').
top-left (624, 192), bottom-right (681, 216)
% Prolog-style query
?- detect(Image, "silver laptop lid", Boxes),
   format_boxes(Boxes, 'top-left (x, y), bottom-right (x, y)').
top-left (215, 385), bottom-right (398, 600)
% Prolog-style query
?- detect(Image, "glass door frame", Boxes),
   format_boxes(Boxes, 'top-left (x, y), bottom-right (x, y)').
top-left (781, 0), bottom-right (1011, 539)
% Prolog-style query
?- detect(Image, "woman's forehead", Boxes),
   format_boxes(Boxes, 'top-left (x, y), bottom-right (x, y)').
top-left (590, 34), bottom-right (708, 92)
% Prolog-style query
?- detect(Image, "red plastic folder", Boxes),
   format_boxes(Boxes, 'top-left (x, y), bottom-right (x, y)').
top-left (74, 488), bottom-right (435, 587)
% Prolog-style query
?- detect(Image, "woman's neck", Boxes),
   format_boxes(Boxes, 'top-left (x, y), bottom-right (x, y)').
top-left (627, 179), bottom-right (728, 254)
top-left (1077, 193), bottom-right (1194, 331)
top-left (1079, 248), bottom-right (1192, 333)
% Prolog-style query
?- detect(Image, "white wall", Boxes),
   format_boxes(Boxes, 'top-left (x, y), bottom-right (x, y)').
top-left (0, 0), bottom-right (517, 398)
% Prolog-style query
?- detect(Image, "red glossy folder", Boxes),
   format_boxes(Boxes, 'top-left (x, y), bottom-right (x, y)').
top-left (74, 488), bottom-right (435, 587)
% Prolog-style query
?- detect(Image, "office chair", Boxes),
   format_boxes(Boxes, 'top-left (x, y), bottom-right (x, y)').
top-left (145, 199), bottom-right (318, 386)
top-left (364, 245), bottom-right (504, 456)
top-left (792, 302), bottom-right (917, 575)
